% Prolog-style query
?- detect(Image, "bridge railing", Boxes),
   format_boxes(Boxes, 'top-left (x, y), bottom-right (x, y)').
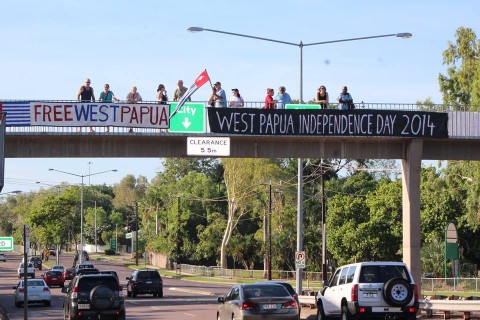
top-left (2, 100), bottom-right (480, 138)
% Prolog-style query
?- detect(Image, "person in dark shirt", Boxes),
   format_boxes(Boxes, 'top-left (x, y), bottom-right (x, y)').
top-left (77, 78), bottom-right (96, 132)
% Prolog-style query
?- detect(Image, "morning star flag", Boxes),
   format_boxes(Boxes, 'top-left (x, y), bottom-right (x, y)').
top-left (170, 69), bottom-right (210, 119)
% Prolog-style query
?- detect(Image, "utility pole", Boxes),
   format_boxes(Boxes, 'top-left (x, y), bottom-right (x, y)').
top-left (321, 159), bottom-right (328, 283)
top-left (135, 202), bottom-right (139, 266)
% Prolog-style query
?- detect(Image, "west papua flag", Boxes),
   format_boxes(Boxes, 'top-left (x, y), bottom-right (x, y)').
top-left (170, 69), bottom-right (210, 119)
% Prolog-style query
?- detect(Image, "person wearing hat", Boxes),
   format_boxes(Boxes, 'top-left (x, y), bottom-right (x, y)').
top-left (229, 88), bottom-right (244, 108)
top-left (208, 81), bottom-right (227, 108)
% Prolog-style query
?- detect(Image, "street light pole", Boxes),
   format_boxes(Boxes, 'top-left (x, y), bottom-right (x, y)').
top-left (48, 168), bottom-right (117, 264)
top-left (94, 200), bottom-right (97, 253)
top-left (187, 26), bottom-right (412, 293)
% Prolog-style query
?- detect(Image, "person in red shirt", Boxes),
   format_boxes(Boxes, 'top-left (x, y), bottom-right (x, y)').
top-left (263, 88), bottom-right (277, 109)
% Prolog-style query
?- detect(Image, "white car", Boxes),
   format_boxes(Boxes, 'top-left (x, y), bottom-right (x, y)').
top-left (316, 261), bottom-right (418, 320)
top-left (0, 253), bottom-right (6, 262)
top-left (51, 265), bottom-right (65, 273)
top-left (18, 262), bottom-right (35, 278)
top-left (13, 278), bottom-right (51, 307)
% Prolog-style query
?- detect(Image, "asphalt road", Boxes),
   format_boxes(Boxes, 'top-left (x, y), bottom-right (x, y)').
top-left (0, 251), bottom-right (318, 320)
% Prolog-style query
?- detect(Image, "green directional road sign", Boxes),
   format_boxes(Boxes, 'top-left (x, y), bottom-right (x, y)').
top-left (125, 232), bottom-right (132, 239)
top-left (110, 239), bottom-right (117, 251)
top-left (286, 103), bottom-right (321, 110)
top-left (0, 236), bottom-right (13, 251)
top-left (170, 102), bottom-right (205, 133)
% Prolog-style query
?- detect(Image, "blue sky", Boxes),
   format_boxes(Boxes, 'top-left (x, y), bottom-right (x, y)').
top-left (1, 0), bottom-right (477, 193)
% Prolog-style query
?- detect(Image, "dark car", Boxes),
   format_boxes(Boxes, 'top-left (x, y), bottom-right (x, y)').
top-left (62, 274), bottom-right (125, 320)
top-left (28, 256), bottom-right (43, 270)
top-left (76, 268), bottom-right (100, 276)
top-left (63, 268), bottom-right (75, 281)
top-left (126, 269), bottom-right (163, 298)
top-left (74, 250), bottom-right (89, 261)
top-left (42, 270), bottom-right (65, 288)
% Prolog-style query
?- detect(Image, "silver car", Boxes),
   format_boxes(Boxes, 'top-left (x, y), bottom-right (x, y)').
top-left (13, 278), bottom-right (51, 307)
top-left (217, 283), bottom-right (300, 320)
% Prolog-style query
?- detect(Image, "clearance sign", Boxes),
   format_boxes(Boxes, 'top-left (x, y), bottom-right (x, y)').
top-left (30, 102), bottom-right (170, 129)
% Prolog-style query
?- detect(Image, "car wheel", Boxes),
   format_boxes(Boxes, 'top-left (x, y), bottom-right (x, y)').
top-left (341, 305), bottom-right (353, 320)
top-left (15, 301), bottom-right (21, 308)
top-left (90, 285), bottom-right (115, 310)
top-left (132, 289), bottom-right (137, 298)
top-left (383, 278), bottom-right (413, 307)
top-left (44, 300), bottom-right (51, 306)
top-left (317, 301), bottom-right (330, 320)
top-left (158, 290), bottom-right (163, 298)
top-left (31, 275), bottom-right (35, 279)
top-left (153, 293), bottom-right (158, 297)
top-left (127, 289), bottom-right (132, 298)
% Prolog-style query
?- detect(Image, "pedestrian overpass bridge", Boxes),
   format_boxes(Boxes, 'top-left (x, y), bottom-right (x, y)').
top-left (3, 100), bottom-right (480, 289)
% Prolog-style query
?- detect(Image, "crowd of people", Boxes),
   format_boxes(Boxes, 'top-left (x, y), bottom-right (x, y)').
top-left (76, 78), bottom-right (356, 123)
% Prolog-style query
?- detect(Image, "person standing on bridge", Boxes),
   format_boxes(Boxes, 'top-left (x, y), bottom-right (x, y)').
top-left (337, 85), bottom-right (354, 110)
top-left (77, 78), bottom-right (96, 132)
top-left (274, 86), bottom-right (292, 109)
top-left (229, 88), bottom-right (244, 108)
top-left (263, 88), bottom-right (277, 109)
top-left (316, 85), bottom-right (329, 109)
top-left (173, 80), bottom-right (190, 102)
top-left (99, 83), bottom-right (120, 132)
top-left (126, 86), bottom-right (142, 133)
top-left (208, 81), bottom-right (227, 108)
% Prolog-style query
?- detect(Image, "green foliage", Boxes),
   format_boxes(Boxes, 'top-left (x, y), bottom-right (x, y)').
top-left (439, 27), bottom-right (480, 110)
top-left (104, 248), bottom-right (116, 255)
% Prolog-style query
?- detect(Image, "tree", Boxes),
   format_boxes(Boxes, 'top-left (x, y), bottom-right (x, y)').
top-left (439, 27), bottom-right (480, 110)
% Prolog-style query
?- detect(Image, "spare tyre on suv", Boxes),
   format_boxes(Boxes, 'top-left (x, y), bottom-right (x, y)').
top-left (62, 274), bottom-right (125, 320)
top-left (316, 261), bottom-right (418, 320)
top-left (126, 269), bottom-right (163, 298)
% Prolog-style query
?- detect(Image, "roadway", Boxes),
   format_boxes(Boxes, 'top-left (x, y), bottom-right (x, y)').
top-left (0, 252), bottom-right (317, 320)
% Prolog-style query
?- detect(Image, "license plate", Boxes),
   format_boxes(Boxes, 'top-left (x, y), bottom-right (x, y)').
top-left (29, 295), bottom-right (39, 299)
top-left (78, 304), bottom-right (90, 309)
top-left (146, 281), bottom-right (152, 284)
top-left (52, 278), bottom-right (57, 280)
top-left (363, 292), bottom-right (377, 298)
top-left (262, 304), bottom-right (277, 310)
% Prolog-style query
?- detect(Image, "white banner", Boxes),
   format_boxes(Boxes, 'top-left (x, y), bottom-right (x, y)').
top-left (30, 102), bottom-right (170, 129)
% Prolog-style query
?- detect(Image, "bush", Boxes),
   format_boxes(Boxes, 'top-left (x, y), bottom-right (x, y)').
top-left (104, 249), bottom-right (116, 256)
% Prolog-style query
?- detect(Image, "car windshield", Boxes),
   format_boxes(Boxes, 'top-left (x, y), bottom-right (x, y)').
top-left (77, 277), bottom-right (118, 291)
top-left (243, 285), bottom-right (289, 298)
top-left (359, 265), bottom-right (410, 283)
top-left (46, 271), bottom-right (62, 276)
top-left (23, 280), bottom-right (44, 287)
top-left (137, 271), bottom-right (160, 280)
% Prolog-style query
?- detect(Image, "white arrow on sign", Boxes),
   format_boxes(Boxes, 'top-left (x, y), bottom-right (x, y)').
top-left (182, 118), bottom-right (191, 128)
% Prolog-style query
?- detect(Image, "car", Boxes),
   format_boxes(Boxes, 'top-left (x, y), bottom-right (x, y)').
top-left (17, 262), bottom-right (35, 278)
top-left (42, 270), bottom-right (65, 288)
top-left (126, 269), bottom-right (163, 298)
top-left (316, 261), bottom-right (419, 320)
top-left (49, 246), bottom-right (56, 256)
top-left (217, 283), bottom-right (300, 320)
top-left (51, 265), bottom-right (65, 273)
top-left (0, 253), bottom-right (6, 262)
top-left (62, 273), bottom-right (125, 320)
top-left (74, 263), bottom-right (95, 276)
top-left (74, 250), bottom-right (90, 261)
top-left (13, 278), bottom-right (51, 307)
top-left (63, 268), bottom-right (75, 281)
top-left (28, 256), bottom-right (43, 270)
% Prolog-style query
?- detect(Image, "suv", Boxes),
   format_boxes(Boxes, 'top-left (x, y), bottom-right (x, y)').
top-left (17, 262), bottom-right (35, 278)
top-left (62, 274), bottom-right (125, 320)
top-left (29, 256), bottom-right (43, 270)
top-left (126, 269), bottom-right (163, 298)
top-left (316, 262), bottom-right (418, 320)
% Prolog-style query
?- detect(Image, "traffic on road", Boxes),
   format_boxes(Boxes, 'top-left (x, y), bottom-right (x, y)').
top-left (0, 251), bottom-right (313, 320)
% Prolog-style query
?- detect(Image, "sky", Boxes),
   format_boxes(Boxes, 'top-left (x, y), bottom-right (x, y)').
top-left (0, 0), bottom-right (477, 194)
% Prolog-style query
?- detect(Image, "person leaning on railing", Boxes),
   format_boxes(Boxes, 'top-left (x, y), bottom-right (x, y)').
top-left (316, 85), bottom-right (329, 109)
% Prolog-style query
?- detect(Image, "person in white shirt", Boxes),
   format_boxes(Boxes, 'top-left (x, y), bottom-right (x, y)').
top-left (229, 88), bottom-right (244, 108)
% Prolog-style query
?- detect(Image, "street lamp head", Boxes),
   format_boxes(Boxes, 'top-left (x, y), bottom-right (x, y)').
top-left (396, 33), bottom-right (412, 39)
top-left (112, 169), bottom-right (118, 172)
top-left (48, 168), bottom-right (54, 171)
top-left (11, 190), bottom-right (22, 194)
top-left (187, 27), bottom-right (204, 33)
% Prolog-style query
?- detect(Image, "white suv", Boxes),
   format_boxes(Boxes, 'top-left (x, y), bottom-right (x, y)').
top-left (316, 262), bottom-right (418, 320)
top-left (17, 262), bottom-right (35, 278)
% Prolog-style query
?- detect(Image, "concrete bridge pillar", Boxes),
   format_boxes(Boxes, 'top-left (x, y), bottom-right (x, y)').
top-left (401, 139), bottom-right (423, 290)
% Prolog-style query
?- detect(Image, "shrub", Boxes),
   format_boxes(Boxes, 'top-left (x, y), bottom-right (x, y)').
top-left (104, 249), bottom-right (116, 256)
